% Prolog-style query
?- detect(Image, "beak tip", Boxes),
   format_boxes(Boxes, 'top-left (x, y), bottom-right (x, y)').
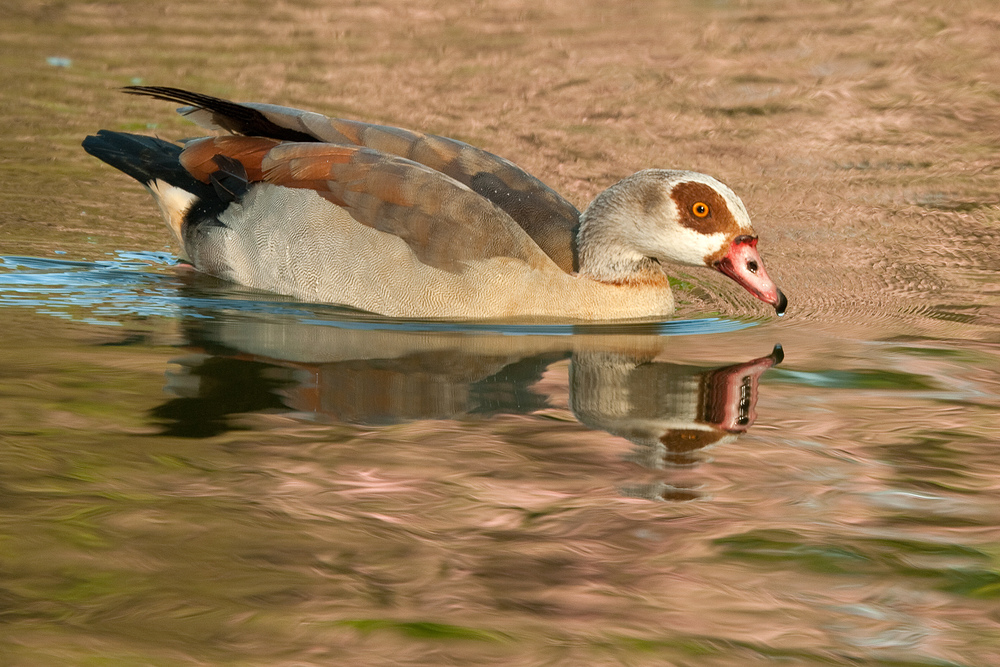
top-left (770, 344), bottom-right (784, 364)
top-left (774, 289), bottom-right (787, 316)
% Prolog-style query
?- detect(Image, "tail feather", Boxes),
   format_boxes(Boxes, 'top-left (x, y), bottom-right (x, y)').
top-left (82, 130), bottom-right (212, 199)
top-left (83, 130), bottom-right (225, 254)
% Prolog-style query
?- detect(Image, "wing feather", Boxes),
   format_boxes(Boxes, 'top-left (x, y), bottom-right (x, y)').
top-left (125, 86), bottom-right (580, 271)
top-left (261, 143), bottom-right (555, 273)
top-left (181, 138), bottom-right (557, 273)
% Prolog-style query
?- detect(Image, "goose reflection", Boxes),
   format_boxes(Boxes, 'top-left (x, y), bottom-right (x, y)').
top-left (568, 346), bottom-right (782, 500)
top-left (154, 305), bottom-right (781, 499)
top-left (572, 345), bottom-right (783, 466)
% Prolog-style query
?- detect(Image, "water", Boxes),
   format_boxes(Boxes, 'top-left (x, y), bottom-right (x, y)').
top-left (2, 1), bottom-right (1000, 665)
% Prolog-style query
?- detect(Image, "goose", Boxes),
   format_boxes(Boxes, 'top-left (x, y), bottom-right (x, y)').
top-left (83, 86), bottom-right (786, 321)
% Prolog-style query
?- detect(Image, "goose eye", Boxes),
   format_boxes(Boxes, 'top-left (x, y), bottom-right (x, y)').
top-left (747, 260), bottom-right (758, 274)
top-left (692, 202), bottom-right (709, 218)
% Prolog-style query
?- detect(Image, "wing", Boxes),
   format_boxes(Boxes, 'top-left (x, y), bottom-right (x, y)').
top-left (180, 136), bottom-right (557, 274)
top-left (124, 86), bottom-right (581, 272)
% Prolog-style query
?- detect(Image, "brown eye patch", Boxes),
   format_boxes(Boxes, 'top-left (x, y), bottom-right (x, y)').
top-left (670, 181), bottom-right (737, 235)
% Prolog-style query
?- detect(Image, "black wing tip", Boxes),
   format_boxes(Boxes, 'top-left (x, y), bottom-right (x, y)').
top-left (121, 85), bottom-right (182, 99)
top-left (209, 154), bottom-right (250, 203)
top-left (121, 84), bottom-right (168, 95)
top-left (120, 85), bottom-right (225, 108)
top-left (119, 85), bottom-right (320, 143)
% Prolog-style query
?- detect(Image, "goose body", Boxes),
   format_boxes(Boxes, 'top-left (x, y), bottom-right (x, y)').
top-left (83, 87), bottom-right (786, 321)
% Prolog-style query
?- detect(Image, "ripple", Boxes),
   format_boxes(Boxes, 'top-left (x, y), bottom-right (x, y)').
top-left (750, 206), bottom-right (1000, 336)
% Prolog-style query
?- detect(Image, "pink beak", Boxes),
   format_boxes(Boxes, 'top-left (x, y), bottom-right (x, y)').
top-left (715, 236), bottom-right (787, 315)
top-left (702, 344), bottom-right (784, 432)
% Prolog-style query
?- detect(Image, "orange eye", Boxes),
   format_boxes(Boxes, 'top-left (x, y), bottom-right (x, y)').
top-left (692, 202), bottom-right (710, 218)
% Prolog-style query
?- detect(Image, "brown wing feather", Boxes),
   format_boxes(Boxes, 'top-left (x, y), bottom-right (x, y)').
top-left (262, 143), bottom-right (555, 272)
top-left (315, 119), bottom-right (582, 272)
top-left (125, 86), bottom-right (580, 272)
top-left (189, 138), bottom-right (554, 273)
top-left (249, 107), bottom-right (581, 271)
top-left (180, 136), bottom-right (280, 183)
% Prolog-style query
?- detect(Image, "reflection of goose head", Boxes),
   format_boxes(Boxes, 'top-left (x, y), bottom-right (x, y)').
top-left (570, 345), bottom-right (783, 466)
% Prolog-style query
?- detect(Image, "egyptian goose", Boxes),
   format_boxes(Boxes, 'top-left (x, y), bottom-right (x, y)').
top-left (83, 86), bottom-right (786, 320)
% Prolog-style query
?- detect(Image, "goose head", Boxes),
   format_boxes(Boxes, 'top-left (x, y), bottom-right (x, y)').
top-left (578, 169), bottom-right (787, 315)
